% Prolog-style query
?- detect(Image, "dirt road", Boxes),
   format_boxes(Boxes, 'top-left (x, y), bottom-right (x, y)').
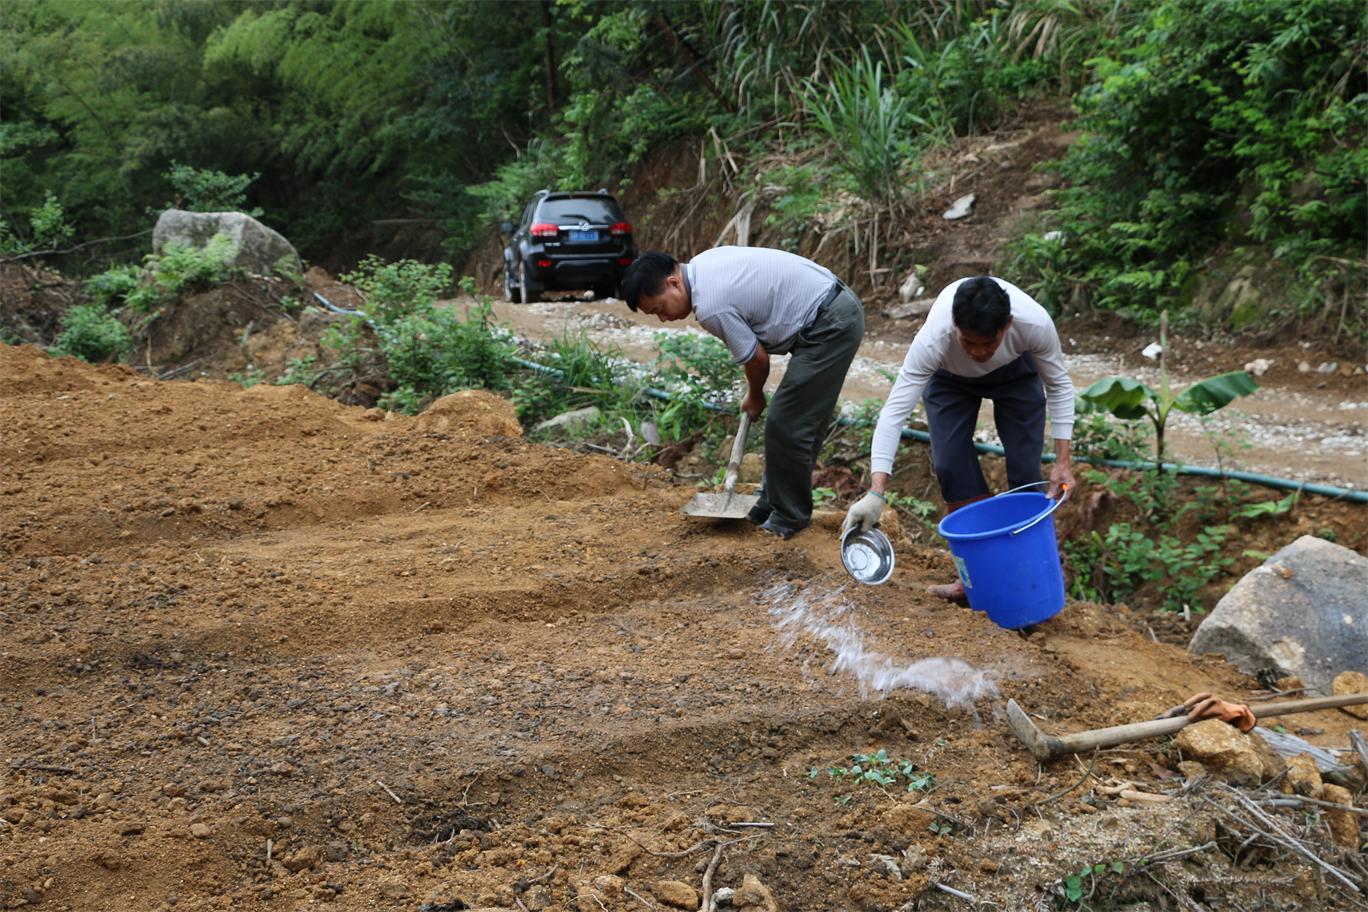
top-left (471, 295), bottom-right (1367, 491)
top-left (3, 342), bottom-right (1362, 910)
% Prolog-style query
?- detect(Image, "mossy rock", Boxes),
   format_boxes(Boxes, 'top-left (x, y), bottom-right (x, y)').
top-left (1192, 249), bottom-right (1293, 332)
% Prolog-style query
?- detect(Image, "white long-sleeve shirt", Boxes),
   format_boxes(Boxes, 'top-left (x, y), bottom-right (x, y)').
top-left (870, 277), bottom-right (1075, 475)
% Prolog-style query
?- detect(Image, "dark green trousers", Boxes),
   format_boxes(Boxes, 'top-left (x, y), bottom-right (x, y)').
top-left (749, 287), bottom-right (864, 536)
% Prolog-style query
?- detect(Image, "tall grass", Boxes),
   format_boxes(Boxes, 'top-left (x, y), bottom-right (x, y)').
top-left (803, 51), bottom-right (918, 203)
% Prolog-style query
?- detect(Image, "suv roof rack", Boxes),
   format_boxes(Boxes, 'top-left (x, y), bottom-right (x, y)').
top-left (542, 189), bottom-right (618, 201)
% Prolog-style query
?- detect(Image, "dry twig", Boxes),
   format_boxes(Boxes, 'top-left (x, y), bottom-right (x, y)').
top-left (699, 842), bottom-right (724, 912)
top-left (375, 779), bottom-right (403, 804)
top-left (1207, 786), bottom-right (1360, 891)
top-left (1033, 750), bottom-right (1100, 806)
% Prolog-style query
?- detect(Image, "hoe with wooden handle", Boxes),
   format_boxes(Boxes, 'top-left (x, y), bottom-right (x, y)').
top-left (1006, 693), bottom-right (1368, 763)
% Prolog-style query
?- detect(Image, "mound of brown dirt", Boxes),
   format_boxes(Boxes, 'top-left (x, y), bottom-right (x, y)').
top-left (2, 343), bottom-right (1362, 911)
top-left (0, 261), bottom-right (84, 345)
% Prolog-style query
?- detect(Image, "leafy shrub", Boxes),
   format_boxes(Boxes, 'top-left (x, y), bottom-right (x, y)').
top-left (308, 258), bottom-right (515, 413)
top-left (0, 191), bottom-right (75, 255)
top-left (374, 300), bottom-right (517, 412)
top-left (50, 303), bottom-right (131, 363)
top-left (342, 255), bottom-right (452, 324)
top-left (651, 331), bottom-right (738, 405)
top-left (84, 264), bottom-right (142, 309)
top-left (165, 161), bottom-right (262, 215)
top-left (126, 234), bottom-right (242, 312)
top-left (1067, 520), bottom-right (1234, 613)
top-left (227, 366), bottom-right (266, 388)
top-left (1012, 0), bottom-right (1366, 323)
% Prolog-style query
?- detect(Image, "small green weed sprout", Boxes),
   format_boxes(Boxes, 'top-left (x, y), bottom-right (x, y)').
top-left (1053, 860), bottom-right (1127, 905)
top-left (885, 491), bottom-right (937, 537)
top-left (227, 366), bottom-right (266, 388)
top-left (810, 749), bottom-right (936, 802)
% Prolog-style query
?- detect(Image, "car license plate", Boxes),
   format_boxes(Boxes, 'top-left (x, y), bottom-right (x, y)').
top-left (568, 229), bottom-right (597, 242)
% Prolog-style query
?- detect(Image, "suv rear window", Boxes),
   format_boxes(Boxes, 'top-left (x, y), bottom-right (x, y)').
top-left (539, 198), bottom-right (621, 224)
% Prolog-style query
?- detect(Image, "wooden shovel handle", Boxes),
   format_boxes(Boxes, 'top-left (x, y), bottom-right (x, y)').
top-left (1047, 692), bottom-right (1368, 758)
top-left (722, 411), bottom-right (751, 494)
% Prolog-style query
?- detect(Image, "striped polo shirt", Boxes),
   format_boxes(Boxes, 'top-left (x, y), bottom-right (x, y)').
top-left (684, 246), bottom-right (838, 363)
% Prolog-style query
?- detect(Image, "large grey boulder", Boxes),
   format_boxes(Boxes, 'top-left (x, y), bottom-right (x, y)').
top-left (1189, 535), bottom-right (1368, 692)
top-left (152, 209), bottom-right (301, 276)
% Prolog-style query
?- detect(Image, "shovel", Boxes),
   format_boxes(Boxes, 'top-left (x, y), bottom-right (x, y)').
top-left (682, 411), bottom-right (760, 519)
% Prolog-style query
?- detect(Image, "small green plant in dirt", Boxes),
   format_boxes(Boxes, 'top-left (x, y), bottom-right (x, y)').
top-left (125, 234), bottom-right (243, 312)
top-left (885, 491), bottom-right (937, 538)
top-left (227, 366), bottom-right (266, 388)
top-left (810, 749), bottom-right (936, 798)
top-left (813, 486), bottom-right (838, 507)
top-left (1080, 327), bottom-right (1257, 478)
top-left (1065, 513), bottom-right (1236, 613)
top-left (1050, 858), bottom-right (1129, 907)
top-left (274, 355), bottom-right (319, 388)
top-left (49, 303), bottom-right (131, 363)
top-left (1070, 398), bottom-right (1151, 463)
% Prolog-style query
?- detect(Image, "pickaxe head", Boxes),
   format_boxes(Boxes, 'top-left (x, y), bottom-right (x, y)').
top-left (1006, 698), bottom-right (1066, 762)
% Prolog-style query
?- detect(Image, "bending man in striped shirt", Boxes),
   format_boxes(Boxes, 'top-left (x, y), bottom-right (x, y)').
top-left (843, 276), bottom-right (1077, 601)
top-left (624, 247), bottom-right (865, 540)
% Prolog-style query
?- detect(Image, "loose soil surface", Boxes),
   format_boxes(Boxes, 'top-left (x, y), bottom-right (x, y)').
top-left (3, 343), bottom-right (1365, 911)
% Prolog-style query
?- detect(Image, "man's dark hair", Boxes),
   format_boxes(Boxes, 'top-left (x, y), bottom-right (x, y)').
top-left (622, 252), bottom-right (677, 312)
top-left (951, 276), bottom-right (1011, 337)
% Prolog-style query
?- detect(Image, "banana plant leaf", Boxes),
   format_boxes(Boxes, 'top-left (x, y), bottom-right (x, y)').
top-left (1080, 376), bottom-right (1155, 420)
top-left (1173, 370), bottom-right (1258, 415)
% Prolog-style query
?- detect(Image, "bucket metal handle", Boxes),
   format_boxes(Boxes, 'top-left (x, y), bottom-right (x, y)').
top-left (1000, 481), bottom-right (1070, 537)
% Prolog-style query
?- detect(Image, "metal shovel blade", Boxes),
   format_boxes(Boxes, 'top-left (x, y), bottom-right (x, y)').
top-left (682, 410), bottom-right (759, 520)
top-left (682, 490), bottom-right (759, 519)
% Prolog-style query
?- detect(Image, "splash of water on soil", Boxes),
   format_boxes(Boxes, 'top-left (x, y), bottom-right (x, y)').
top-left (764, 579), bottom-right (997, 709)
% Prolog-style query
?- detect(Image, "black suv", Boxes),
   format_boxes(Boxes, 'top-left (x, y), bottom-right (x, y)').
top-left (500, 189), bottom-right (637, 304)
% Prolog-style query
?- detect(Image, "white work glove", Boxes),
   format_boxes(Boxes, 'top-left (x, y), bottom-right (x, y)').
top-left (842, 491), bottom-right (885, 535)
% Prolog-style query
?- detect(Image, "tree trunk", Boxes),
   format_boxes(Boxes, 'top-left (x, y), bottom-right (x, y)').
top-left (540, 0), bottom-right (558, 110)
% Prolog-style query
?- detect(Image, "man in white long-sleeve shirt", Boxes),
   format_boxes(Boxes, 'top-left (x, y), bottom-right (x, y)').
top-left (843, 276), bottom-right (1076, 600)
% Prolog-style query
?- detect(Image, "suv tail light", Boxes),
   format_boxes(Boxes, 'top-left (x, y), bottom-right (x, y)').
top-left (530, 223), bottom-right (559, 238)
top-left (609, 221), bottom-right (632, 236)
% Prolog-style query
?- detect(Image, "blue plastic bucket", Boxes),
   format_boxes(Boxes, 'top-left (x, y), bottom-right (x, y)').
top-left (937, 485), bottom-right (1068, 629)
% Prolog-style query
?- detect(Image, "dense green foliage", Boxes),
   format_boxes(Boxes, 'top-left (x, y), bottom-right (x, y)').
top-left (3, 0), bottom-right (1360, 335)
top-left (1010, 0), bottom-right (1366, 328)
top-left (1, 1), bottom-right (1085, 262)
